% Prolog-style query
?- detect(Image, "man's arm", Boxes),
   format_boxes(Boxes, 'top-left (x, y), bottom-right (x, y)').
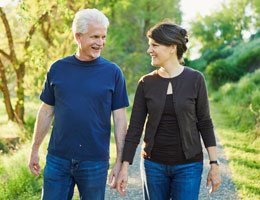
top-left (108, 107), bottom-right (127, 189)
top-left (28, 102), bottom-right (54, 176)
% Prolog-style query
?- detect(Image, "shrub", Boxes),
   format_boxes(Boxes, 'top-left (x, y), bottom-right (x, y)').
top-left (236, 47), bottom-right (260, 72)
top-left (0, 140), bottom-right (48, 199)
top-left (0, 166), bottom-right (42, 200)
top-left (206, 47), bottom-right (260, 89)
top-left (0, 138), bottom-right (9, 154)
top-left (212, 69), bottom-right (260, 132)
top-left (189, 57), bottom-right (208, 72)
top-left (206, 59), bottom-right (237, 89)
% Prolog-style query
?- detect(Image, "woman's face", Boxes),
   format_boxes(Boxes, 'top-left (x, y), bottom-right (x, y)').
top-left (147, 38), bottom-right (174, 67)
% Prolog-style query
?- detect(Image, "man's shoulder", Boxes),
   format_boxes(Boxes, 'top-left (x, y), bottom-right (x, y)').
top-left (99, 57), bottom-right (120, 69)
top-left (50, 55), bottom-right (73, 68)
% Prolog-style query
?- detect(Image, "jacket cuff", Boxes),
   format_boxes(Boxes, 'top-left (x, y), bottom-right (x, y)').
top-left (200, 128), bottom-right (216, 147)
top-left (122, 141), bottom-right (138, 165)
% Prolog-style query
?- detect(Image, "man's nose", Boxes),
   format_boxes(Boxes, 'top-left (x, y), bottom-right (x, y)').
top-left (96, 38), bottom-right (103, 45)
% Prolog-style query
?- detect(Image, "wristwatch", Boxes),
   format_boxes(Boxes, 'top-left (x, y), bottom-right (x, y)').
top-left (209, 160), bottom-right (220, 166)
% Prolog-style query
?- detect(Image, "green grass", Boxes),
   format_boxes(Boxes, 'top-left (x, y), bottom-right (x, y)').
top-left (213, 69), bottom-right (260, 134)
top-left (1, 89), bottom-right (259, 199)
top-left (0, 96), bottom-right (133, 199)
top-left (0, 136), bottom-right (49, 199)
top-left (211, 101), bottom-right (260, 200)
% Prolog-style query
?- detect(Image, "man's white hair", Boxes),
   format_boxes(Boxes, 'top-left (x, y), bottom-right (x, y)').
top-left (72, 8), bottom-right (109, 35)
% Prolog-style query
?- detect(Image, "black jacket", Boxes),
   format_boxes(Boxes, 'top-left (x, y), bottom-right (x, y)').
top-left (122, 67), bottom-right (216, 164)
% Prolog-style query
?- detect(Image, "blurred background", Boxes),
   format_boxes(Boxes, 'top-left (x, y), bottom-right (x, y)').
top-left (0, 0), bottom-right (259, 199)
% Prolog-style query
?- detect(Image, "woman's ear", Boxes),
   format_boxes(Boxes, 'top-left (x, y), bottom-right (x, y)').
top-left (170, 44), bottom-right (177, 53)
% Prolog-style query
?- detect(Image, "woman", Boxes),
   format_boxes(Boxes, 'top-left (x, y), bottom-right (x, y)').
top-left (116, 21), bottom-right (221, 200)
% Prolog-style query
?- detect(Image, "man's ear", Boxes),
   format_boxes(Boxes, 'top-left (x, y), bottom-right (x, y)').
top-left (75, 33), bottom-right (81, 44)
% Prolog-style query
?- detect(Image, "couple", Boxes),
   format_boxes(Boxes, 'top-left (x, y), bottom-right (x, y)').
top-left (29, 8), bottom-right (221, 200)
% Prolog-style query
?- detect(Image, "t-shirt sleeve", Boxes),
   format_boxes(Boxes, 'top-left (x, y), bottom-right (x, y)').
top-left (40, 70), bottom-right (55, 106)
top-left (111, 67), bottom-right (129, 110)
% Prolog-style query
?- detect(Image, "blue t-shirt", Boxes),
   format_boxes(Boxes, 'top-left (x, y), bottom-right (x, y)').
top-left (40, 55), bottom-right (129, 161)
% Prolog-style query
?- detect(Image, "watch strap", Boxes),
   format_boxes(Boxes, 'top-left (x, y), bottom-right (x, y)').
top-left (209, 160), bottom-right (219, 165)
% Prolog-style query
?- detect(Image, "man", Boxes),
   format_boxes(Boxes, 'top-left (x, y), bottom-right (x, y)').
top-left (28, 8), bottom-right (129, 200)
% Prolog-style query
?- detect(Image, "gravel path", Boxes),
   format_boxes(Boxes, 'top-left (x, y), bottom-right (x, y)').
top-left (105, 137), bottom-right (240, 200)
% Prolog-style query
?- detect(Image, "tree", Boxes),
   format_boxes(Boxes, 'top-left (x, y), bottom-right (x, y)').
top-left (190, 0), bottom-right (253, 52)
top-left (0, 0), bottom-right (182, 124)
top-left (101, 0), bottom-right (182, 92)
top-left (0, 3), bottom-right (58, 124)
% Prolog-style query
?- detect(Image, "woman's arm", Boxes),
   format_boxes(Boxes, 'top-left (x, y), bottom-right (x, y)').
top-left (206, 146), bottom-right (221, 193)
top-left (195, 73), bottom-right (221, 193)
top-left (116, 80), bottom-right (148, 195)
top-left (121, 80), bottom-right (148, 164)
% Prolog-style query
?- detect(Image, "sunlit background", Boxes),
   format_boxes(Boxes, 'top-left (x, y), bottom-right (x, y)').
top-left (0, 0), bottom-right (260, 199)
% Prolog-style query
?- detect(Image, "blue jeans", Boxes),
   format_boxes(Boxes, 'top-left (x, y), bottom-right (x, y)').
top-left (42, 153), bottom-right (109, 200)
top-left (141, 159), bottom-right (203, 200)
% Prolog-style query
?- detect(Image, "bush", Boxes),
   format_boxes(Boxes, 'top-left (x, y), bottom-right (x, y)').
top-left (206, 46), bottom-right (260, 89)
top-left (0, 140), bottom-right (48, 199)
top-left (212, 69), bottom-right (260, 132)
top-left (0, 166), bottom-right (42, 200)
top-left (189, 47), bottom-right (233, 73)
top-left (0, 138), bottom-right (9, 154)
top-left (236, 47), bottom-right (260, 73)
top-left (189, 57), bottom-right (208, 72)
top-left (206, 59), bottom-right (236, 89)
top-left (251, 90), bottom-right (260, 111)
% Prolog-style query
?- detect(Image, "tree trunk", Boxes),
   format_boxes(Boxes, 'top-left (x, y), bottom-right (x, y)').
top-left (14, 62), bottom-right (25, 124)
top-left (0, 59), bottom-right (15, 121)
top-left (0, 6), bottom-right (55, 125)
top-left (143, 1), bottom-right (151, 38)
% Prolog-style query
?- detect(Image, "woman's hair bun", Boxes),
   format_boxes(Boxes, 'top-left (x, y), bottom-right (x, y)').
top-left (180, 29), bottom-right (187, 37)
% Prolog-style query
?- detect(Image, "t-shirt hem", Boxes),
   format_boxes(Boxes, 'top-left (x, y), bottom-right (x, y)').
top-left (112, 103), bottom-right (129, 111)
top-left (48, 150), bottom-right (110, 161)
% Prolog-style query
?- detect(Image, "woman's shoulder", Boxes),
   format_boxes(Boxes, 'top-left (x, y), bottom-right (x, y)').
top-left (138, 70), bottom-right (158, 83)
top-left (183, 66), bottom-right (205, 80)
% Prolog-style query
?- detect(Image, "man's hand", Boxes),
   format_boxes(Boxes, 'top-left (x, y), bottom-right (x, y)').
top-left (116, 162), bottom-right (129, 196)
top-left (207, 164), bottom-right (221, 194)
top-left (108, 161), bottom-right (122, 189)
top-left (29, 151), bottom-right (41, 176)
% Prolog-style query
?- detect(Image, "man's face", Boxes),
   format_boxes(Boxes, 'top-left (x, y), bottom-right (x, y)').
top-left (76, 22), bottom-right (107, 61)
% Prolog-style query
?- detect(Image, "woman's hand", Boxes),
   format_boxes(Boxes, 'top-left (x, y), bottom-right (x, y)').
top-left (116, 161), bottom-right (129, 196)
top-left (207, 164), bottom-right (221, 193)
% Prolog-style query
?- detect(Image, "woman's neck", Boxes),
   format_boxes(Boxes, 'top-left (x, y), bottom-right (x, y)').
top-left (158, 59), bottom-right (184, 78)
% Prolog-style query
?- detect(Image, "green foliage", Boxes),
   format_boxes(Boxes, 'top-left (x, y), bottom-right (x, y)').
top-left (190, 0), bottom-right (257, 52)
top-left (0, 0), bottom-right (183, 118)
top-left (212, 69), bottom-right (260, 134)
top-left (206, 59), bottom-right (233, 89)
top-left (0, 166), bottom-right (42, 200)
top-left (201, 37), bottom-right (260, 89)
top-left (0, 139), bottom-right (48, 199)
top-left (101, 0), bottom-right (182, 92)
top-left (189, 47), bottom-right (233, 72)
top-left (0, 138), bottom-right (9, 154)
top-left (211, 101), bottom-right (260, 200)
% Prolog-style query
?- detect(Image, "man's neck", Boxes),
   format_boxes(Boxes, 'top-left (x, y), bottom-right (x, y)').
top-left (75, 51), bottom-right (96, 61)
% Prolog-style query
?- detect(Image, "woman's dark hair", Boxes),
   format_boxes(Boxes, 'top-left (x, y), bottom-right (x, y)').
top-left (147, 20), bottom-right (188, 60)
